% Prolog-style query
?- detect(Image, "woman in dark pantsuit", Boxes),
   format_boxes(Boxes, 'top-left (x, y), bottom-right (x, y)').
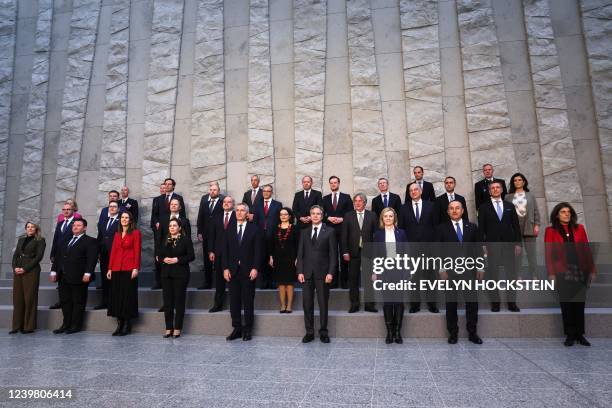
top-left (11, 222), bottom-right (46, 334)
top-left (158, 218), bottom-right (195, 338)
top-left (107, 211), bottom-right (141, 336)
top-left (545, 203), bottom-right (596, 347)
top-left (269, 207), bottom-right (298, 313)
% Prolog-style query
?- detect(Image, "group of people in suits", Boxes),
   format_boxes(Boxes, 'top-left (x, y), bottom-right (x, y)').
top-left (8, 163), bottom-right (596, 348)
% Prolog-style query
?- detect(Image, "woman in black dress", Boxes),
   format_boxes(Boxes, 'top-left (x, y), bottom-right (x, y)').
top-left (269, 207), bottom-right (298, 313)
top-left (158, 218), bottom-right (195, 338)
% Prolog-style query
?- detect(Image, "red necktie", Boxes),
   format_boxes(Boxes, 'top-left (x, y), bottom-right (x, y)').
top-left (332, 193), bottom-right (337, 211)
top-left (264, 201), bottom-right (269, 216)
top-left (224, 213), bottom-right (229, 230)
top-left (166, 194), bottom-right (171, 209)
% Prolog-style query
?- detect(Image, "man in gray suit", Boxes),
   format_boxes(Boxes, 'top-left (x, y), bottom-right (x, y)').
top-left (297, 205), bottom-right (337, 343)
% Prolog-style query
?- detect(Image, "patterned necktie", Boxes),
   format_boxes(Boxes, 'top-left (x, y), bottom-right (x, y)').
top-left (383, 194), bottom-right (388, 208)
top-left (455, 222), bottom-right (463, 242)
top-left (495, 200), bottom-right (503, 221)
top-left (264, 200), bottom-right (269, 216)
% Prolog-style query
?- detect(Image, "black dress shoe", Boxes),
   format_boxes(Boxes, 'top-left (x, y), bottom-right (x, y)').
top-left (151, 284), bottom-right (162, 290)
top-left (286, 310), bottom-right (293, 314)
top-left (507, 303), bottom-right (520, 312)
top-left (576, 335), bottom-right (591, 347)
top-left (112, 320), bottom-right (124, 336)
top-left (409, 306), bottom-right (420, 314)
top-left (49, 302), bottom-right (61, 310)
top-left (173, 333), bottom-right (181, 339)
top-left (163, 332), bottom-right (173, 338)
top-left (242, 332), bottom-right (252, 341)
top-left (158, 306), bottom-right (165, 312)
top-left (197, 284), bottom-right (211, 290)
top-left (448, 335), bottom-right (458, 344)
top-left (348, 306), bottom-right (359, 313)
top-left (364, 305), bottom-right (378, 313)
top-left (8, 329), bottom-right (19, 334)
top-left (65, 328), bottom-right (81, 334)
top-left (226, 329), bottom-right (242, 341)
top-left (491, 304), bottom-right (500, 312)
top-left (564, 336), bottom-right (575, 347)
top-left (20, 330), bottom-right (34, 334)
top-left (302, 333), bottom-right (315, 343)
top-left (320, 334), bottom-right (330, 343)
top-left (93, 304), bottom-right (107, 310)
top-left (428, 306), bottom-right (440, 314)
top-left (53, 326), bottom-right (67, 334)
top-left (468, 334), bottom-right (483, 345)
top-left (118, 320), bottom-right (131, 336)
top-left (208, 305), bottom-right (223, 313)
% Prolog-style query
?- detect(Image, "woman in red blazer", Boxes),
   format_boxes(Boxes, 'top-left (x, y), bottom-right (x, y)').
top-left (107, 211), bottom-right (141, 336)
top-left (545, 202), bottom-right (596, 347)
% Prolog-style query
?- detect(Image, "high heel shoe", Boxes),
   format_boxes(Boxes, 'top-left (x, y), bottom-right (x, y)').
top-left (173, 330), bottom-right (181, 338)
top-left (163, 330), bottom-right (173, 338)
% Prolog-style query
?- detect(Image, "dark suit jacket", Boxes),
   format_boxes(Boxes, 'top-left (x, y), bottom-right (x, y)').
top-left (341, 210), bottom-right (377, 258)
top-left (242, 188), bottom-right (263, 212)
top-left (371, 192), bottom-right (402, 219)
top-left (12, 237), bottom-right (46, 274)
top-left (50, 218), bottom-right (75, 263)
top-left (119, 197), bottom-right (139, 222)
top-left (474, 178), bottom-right (507, 210)
top-left (253, 199), bottom-right (283, 238)
top-left (55, 235), bottom-right (98, 285)
top-left (151, 193), bottom-right (186, 228)
top-left (399, 200), bottom-right (438, 242)
top-left (296, 224), bottom-right (337, 279)
top-left (222, 222), bottom-right (264, 276)
top-left (435, 193), bottom-right (469, 225)
top-left (436, 220), bottom-right (482, 273)
top-left (208, 212), bottom-right (237, 256)
top-left (292, 189), bottom-right (323, 228)
top-left (158, 235), bottom-right (195, 279)
top-left (405, 180), bottom-right (435, 202)
top-left (322, 192), bottom-right (353, 231)
top-left (477, 200), bottom-right (521, 243)
top-left (97, 215), bottom-right (119, 254)
top-left (157, 215), bottom-right (192, 255)
top-left (150, 195), bottom-right (163, 230)
top-left (373, 228), bottom-right (408, 243)
top-left (196, 194), bottom-right (224, 238)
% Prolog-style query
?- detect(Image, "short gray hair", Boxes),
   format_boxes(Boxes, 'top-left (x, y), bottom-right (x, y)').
top-left (309, 204), bottom-right (323, 214)
top-left (353, 192), bottom-right (367, 204)
top-left (236, 202), bottom-right (250, 212)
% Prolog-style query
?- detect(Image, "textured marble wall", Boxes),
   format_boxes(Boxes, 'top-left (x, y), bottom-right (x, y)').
top-left (0, 0), bottom-right (611, 275)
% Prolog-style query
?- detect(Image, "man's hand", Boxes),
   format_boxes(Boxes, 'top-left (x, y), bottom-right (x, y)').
top-left (343, 254), bottom-right (350, 262)
top-left (49, 274), bottom-right (57, 283)
top-left (247, 213), bottom-right (254, 222)
top-left (588, 273), bottom-right (596, 287)
top-left (156, 222), bottom-right (160, 230)
top-left (82, 274), bottom-right (90, 283)
top-left (514, 245), bottom-right (522, 257)
top-left (298, 273), bottom-right (305, 283)
top-left (325, 274), bottom-right (333, 284)
top-left (224, 269), bottom-right (231, 282)
top-left (249, 269), bottom-right (258, 281)
top-left (14, 267), bottom-right (24, 275)
top-left (269, 257), bottom-right (274, 267)
top-left (131, 269), bottom-right (138, 279)
top-left (197, 234), bottom-right (203, 241)
top-left (209, 252), bottom-right (215, 262)
top-left (439, 271), bottom-right (448, 280)
top-left (477, 270), bottom-right (485, 280)
top-left (106, 270), bottom-right (112, 280)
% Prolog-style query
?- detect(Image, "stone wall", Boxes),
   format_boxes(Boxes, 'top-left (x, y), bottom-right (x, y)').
top-left (0, 0), bottom-right (611, 276)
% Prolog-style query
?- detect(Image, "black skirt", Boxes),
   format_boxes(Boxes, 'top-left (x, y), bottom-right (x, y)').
top-left (108, 271), bottom-right (139, 319)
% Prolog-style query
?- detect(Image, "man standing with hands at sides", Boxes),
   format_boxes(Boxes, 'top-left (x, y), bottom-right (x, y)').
top-left (119, 186), bottom-right (139, 222)
top-left (50, 219), bottom-right (98, 334)
top-left (342, 193), bottom-right (378, 313)
top-left (406, 166), bottom-right (435, 203)
top-left (437, 200), bottom-right (483, 345)
top-left (150, 183), bottom-right (166, 290)
top-left (242, 175), bottom-right (263, 222)
top-left (196, 181), bottom-right (224, 289)
top-left (292, 176), bottom-right (323, 230)
top-left (474, 163), bottom-right (507, 211)
top-left (478, 181), bottom-right (522, 312)
top-left (94, 201), bottom-right (120, 310)
top-left (371, 177), bottom-right (402, 219)
top-left (49, 202), bottom-right (78, 309)
top-left (253, 184), bottom-right (282, 289)
top-left (223, 203), bottom-right (263, 341)
top-left (297, 205), bottom-right (337, 343)
top-left (435, 176), bottom-right (468, 225)
top-left (400, 182), bottom-right (439, 314)
top-left (207, 196), bottom-right (236, 312)
top-left (322, 176), bottom-right (352, 288)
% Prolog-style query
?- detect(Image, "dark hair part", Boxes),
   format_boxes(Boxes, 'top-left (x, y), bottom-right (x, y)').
top-left (168, 217), bottom-right (184, 231)
top-left (328, 175), bottom-right (340, 183)
top-left (74, 218), bottom-right (87, 227)
top-left (108, 200), bottom-right (119, 207)
top-left (509, 172), bottom-right (530, 193)
top-left (164, 177), bottom-right (176, 186)
top-left (444, 176), bottom-right (456, 183)
top-left (279, 207), bottom-right (295, 224)
top-left (119, 211), bottom-right (136, 234)
top-left (109, 190), bottom-right (120, 197)
top-left (413, 165), bottom-right (424, 172)
top-left (550, 202), bottom-right (578, 233)
top-left (488, 180), bottom-right (503, 190)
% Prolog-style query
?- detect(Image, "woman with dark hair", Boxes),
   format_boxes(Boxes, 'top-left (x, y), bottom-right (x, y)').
top-left (107, 211), bottom-right (141, 336)
top-left (158, 218), bottom-right (194, 338)
top-left (11, 222), bottom-right (46, 334)
top-left (545, 203), bottom-right (596, 346)
top-left (373, 208), bottom-right (408, 344)
top-left (506, 173), bottom-right (540, 278)
top-left (269, 207), bottom-right (298, 313)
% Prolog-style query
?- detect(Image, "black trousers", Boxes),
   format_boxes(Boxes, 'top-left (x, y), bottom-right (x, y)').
top-left (487, 248), bottom-right (517, 304)
top-left (445, 274), bottom-right (478, 335)
top-left (162, 274), bottom-right (189, 330)
top-left (229, 268), bottom-right (256, 331)
top-left (302, 278), bottom-right (330, 336)
top-left (331, 228), bottom-right (348, 287)
top-left (409, 268), bottom-right (437, 308)
top-left (99, 250), bottom-right (110, 305)
top-left (201, 238), bottom-right (213, 287)
top-left (213, 257), bottom-right (226, 307)
top-left (348, 257), bottom-right (361, 307)
top-left (153, 229), bottom-right (161, 286)
top-left (557, 277), bottom-right (586, 337)
top-left (59, 279), bottom-right (89, 329)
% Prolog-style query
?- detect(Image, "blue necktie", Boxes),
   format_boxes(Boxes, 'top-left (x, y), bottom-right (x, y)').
top-left (237, 224), bottom-right (243, 244)
top-left (415, 203), bottom-right (420, 223)
top-left (495, 201), bottom-right (503, 221)
top-left (455, 222), bottom-right (463, 242)
top-left (383, 194), bottom-right (388, 208)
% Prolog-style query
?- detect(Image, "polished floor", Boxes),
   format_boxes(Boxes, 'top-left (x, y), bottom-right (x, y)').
top-left (1, 331), bottom-right (611, 407)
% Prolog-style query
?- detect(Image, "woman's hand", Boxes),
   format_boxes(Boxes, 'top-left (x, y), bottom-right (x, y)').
top-left (131, 269), bottom-right (139, 279)
top-left (106, 270), bottom-right (112, 280)
top-left (533, 225), bottom-right (539, 237)
top-left (163, 257), bottom-right (178, 264)
top-left (269, 257), bottom-right (274, 267)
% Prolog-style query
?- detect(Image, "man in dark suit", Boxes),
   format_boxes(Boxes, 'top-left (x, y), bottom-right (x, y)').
top-left (341, 193), bottom-right (378, 313)
top-left (371, 177), bottom-right (402, 219)
top-left (253, 184), bottom-right (282, 289)
top-left (405, 166), bottom-right (436, 202)
top-left (400, 182), bottom-right (440, 313)
top-left (241, 175), bottom-right (263, 221)
top-left (150, 183), bottom-right (166, 290)
top-left (292, 175), bottom-right (323, 230)
top-left (119, 186), bottom-right (139, 222)
top-left (207, 196), bottom-right (236, 312)
top-left (97, 190), bottom-right (121, 224)
top-left (297, 205), bottom-right (337, 343)
top-left (94, 201), bottom-right (119, 310)
top-left (49, 202), bottom-right (77, 309)
top-left (222, 203), bottom-right (263, 341)
top-left (435, 176), bottom-right (468, 225)
top-left (322, 176), bottom-right (353, 288)
top-left (50, 219), bottom-right (98, 334)
top-left (478, 180), bottom-right (522, 312)
top-left (196, 181), bottom-right (224, 289)
top-left (436, 200), bottom-right (483, 345)
top-left (474, 163), bottom-right (507, 211)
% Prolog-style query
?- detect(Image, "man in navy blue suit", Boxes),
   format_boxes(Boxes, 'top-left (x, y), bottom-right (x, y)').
top-left (253, 184), bottom-right (282, 289)
top-left (399, 182), bottom-right (439, 314)
top-left (97, 190), bottom-right (121, 225)
top-left (435, 176), bottom-right (468, 225)
top-left (405, 166), bottom-right (436, 203)
top-left (94, 201), bottom-right (120, 310)
top-left (371, 177), bottom-right (402, 219)
top-left (49, 202), bottom-right (78, 309)
top-left (222, 203), bottom-right (263, 341)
